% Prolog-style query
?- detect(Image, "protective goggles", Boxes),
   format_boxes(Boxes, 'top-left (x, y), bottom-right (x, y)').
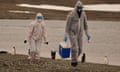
top-left (77, 5), bottom-right (83, 9)
top-left (36, 16), bottom-right (43, 19)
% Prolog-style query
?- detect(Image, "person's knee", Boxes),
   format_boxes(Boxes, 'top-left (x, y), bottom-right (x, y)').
top-left (78, 48), bottom-right (82, 54)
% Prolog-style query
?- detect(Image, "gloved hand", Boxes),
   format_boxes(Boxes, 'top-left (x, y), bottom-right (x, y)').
top-left (24, 40), bottom-right (27, 44)
top-left (64, 35), bottom-right (68, 42)
top-left (86, 34), bottom-right (91, 43)
top-left (45, 42), bottom-right (48, 45)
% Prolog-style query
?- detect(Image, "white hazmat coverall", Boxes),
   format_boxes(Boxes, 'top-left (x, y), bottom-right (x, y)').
top-left (27, 13), bottom-right (48, 59)
top-left (66, 1), bottom-right (90, 63)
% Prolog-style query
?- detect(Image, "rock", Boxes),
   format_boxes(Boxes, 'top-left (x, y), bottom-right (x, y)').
top-left (0, 51), bottom-right (9, 54)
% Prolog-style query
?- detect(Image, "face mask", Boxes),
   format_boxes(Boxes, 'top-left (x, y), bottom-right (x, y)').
top-left (37, 19), bottom-right (42, 22)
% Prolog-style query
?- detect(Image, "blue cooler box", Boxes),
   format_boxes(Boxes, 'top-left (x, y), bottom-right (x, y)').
top-left (59, 43), bottom-right (70, 58)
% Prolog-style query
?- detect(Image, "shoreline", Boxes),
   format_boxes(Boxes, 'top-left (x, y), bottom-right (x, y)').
top-left (0, 20), bottom-right (120, 66)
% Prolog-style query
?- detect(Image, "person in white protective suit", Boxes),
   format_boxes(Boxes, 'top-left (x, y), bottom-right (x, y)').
top-left (24, 13), bottom-right (48, 60)
top-left (65, 1), bottom-right (91, 67)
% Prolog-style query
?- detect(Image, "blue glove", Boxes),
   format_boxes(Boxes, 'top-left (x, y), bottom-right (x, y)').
top-left (64, 35), bottom-right (68, 42)
top-left (86, 34), bottom-right (91, 40)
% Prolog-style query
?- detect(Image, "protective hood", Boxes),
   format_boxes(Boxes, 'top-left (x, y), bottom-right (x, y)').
top-left (74, 0), bottom-right (83, 11)
top-left (35, 13), bottom-right (44, 20)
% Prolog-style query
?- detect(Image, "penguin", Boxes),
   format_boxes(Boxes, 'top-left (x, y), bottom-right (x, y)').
top-left (104, 56), bottom-right (109, 65)
top-left (13, 46), bottom-right (16, 55)
top-left (81, 53), bottom-right (86, 63)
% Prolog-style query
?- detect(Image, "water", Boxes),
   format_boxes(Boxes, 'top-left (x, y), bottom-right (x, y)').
top-left (16, 4), bottom-right (120, 12)
top-left (0, 20), bottom-right (120, 66)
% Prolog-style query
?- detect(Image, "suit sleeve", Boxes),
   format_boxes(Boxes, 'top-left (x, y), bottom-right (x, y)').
top-left (42, 20), bottom-right (48, 42)
top-left (66, 13), bottom-right (72, 35)
top-left (28, 23), bottom-right (34, 40)
top-left (83, 12), bottom-right (89, 35)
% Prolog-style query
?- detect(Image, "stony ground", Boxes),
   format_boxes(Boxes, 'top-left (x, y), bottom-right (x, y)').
top-left (0, 54), bottom-right (120, 72)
